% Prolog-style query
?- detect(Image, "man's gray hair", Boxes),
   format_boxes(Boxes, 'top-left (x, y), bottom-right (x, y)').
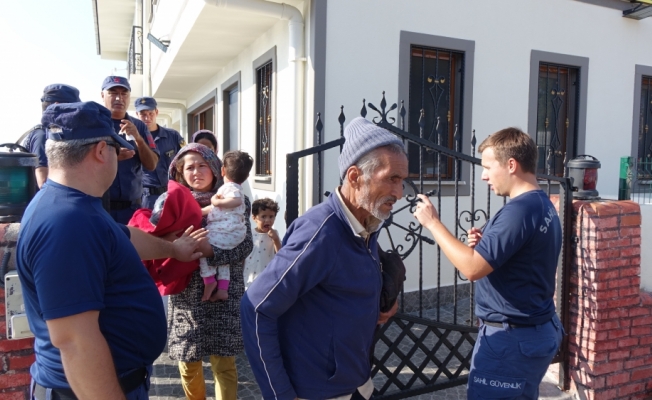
top-left (355, 143), bottom-right (407, 178)
top-left (46, 136), bottom-right (114, 169)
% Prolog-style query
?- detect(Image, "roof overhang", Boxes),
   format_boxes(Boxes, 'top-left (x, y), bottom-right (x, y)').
top-left (93, 0), bottom-right (136, 60)
top-left (151, 3), bottom-right (283, 99)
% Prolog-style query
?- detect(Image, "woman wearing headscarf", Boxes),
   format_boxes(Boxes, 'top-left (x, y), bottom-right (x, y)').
top-left (166, 143), bottom-right (253, 400)
top-left (191, 129), bottom-right (218, 153)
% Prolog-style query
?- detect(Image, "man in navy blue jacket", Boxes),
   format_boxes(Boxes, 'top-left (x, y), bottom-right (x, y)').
top-left (134, 96), bottom-right (185, 209)
top-left (22, 84), bottom-right (81, 188)
top-left (241, 117), bottom-right (406, 400)
top-left (100, 76), bottom-right (159, 224)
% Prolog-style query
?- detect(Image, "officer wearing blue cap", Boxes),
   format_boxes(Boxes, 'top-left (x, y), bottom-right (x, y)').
top-left (21, 84), bottom-right (80, 188)
top-left (134, 96), bottom-right (185, 209)
top-left (16, 101), bottom-right (207, 400)
top-left (100, 76), bottom-right (160, 224)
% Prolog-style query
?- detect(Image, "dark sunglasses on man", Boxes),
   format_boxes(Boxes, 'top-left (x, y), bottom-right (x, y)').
top-left (84, 140), bottom-right (121, 156)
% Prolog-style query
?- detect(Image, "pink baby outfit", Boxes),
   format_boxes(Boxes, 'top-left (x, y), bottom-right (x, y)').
top-left (199, 181), bottom-right (247, 285)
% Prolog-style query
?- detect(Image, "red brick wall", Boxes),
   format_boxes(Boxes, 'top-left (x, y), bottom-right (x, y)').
top-left (0, 223), bottom-right (33, 400)
top-left (569, 200), bottom-right (652, 399)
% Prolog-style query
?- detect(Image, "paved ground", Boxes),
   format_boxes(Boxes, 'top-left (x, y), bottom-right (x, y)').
top-left (150, 299), bottom-right (575, 399)
top-left (149, 351), bottom-right (573, 399)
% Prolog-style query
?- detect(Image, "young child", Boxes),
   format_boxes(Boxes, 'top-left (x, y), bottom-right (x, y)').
top-left (200, 150), bottom-right (254, 301)
top-left (244, 198), bottom-right (282, 290)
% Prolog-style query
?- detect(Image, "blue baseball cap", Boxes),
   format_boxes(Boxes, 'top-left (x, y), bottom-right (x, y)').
top-left (135, 97), bottom-right (157, 112)
top-left (101, 76), bottom-right (131, 91)
top-left (41, 84), bottom-right (81, 103)
top-left (42, 102), bottom-right (134, 151)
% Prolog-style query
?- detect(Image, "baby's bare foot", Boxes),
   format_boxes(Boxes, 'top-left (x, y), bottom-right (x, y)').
top-left (202, 281), bottom-right (217, 301)
top-left (210, 289), bottom-right (228, 302)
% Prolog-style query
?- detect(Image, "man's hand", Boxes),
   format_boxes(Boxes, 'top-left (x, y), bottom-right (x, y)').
top-left (413, 194), bottom-right (441, 230)
top-left (119, 119), bottom-right (139, 139)
top-left (467, 227), bottom-right (483, 248)
top-left (122, 119), bottom-right (158, 170)
top-left (172, 226), bottom-right (208, 262)
top-left (378, 301), bottom-right (398, 325)
top-left (117, 148), bottom-right (135, 161)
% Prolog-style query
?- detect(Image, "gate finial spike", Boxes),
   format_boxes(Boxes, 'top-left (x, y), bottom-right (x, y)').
top-left (418, 109), bottom-right (425, 139)
top-left (360, 99), bottom-right (367, 118)
top-left (338, 106), bottom-right (345, 137)
top-left (367, 92), bottom-right (397, 124)
top-left (400, 100), bottom-right (406, 130)
top-left (315, 113), bottom-right (323, 145)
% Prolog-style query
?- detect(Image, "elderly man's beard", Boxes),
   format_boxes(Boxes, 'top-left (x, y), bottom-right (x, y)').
top-left (359, 180), bottom-right (397, 220)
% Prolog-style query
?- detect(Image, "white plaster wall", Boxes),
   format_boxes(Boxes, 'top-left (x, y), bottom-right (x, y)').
top-left (640, 204), bottom-right (652, 291)
top-left (181, 1), bottom-right (312, 239)
top-left (149, 0), bottom-right (197, 91)
top-left (180, 21), bottom-right (288, 237)
top-left (322, 0), bottom-right (652, 198)
top-left (321, 0), bottom-right (652, 291)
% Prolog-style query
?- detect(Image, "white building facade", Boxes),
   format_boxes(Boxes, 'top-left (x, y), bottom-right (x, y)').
top-left (94, 0), bottom-right (652, 293)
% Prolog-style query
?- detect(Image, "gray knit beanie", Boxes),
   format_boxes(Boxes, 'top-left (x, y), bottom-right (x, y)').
top-left (339, 117), bottom-right (404, 180)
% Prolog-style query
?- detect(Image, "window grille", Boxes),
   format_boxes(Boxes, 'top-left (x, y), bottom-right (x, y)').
top-left (535, 63), bottom-right (580, 176)
top-left (256, 61), bottom-right (273, 176)
top-left (408, 46), bottom-right (464, 179)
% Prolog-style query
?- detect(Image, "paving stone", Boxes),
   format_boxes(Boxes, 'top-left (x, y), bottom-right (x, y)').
top-left (149, 299), bottom-right (574, 399)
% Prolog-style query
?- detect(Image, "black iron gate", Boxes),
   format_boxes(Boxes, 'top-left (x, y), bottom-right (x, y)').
top-left (286, 93), bottom-right (573, 399)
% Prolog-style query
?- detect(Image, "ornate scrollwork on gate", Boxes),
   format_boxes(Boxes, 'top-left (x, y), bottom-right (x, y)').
top-left (380, 179), bottom-right (436, 260)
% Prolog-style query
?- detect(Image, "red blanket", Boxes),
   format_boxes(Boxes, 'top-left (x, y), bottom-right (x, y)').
top-left (128, 180), bottom-right (203, 295)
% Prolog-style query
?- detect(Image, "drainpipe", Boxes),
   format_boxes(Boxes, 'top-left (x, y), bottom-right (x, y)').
top-left (203, 0), bottom-right (306, 210)
top-left (157, 102), bottom-right (188, 139)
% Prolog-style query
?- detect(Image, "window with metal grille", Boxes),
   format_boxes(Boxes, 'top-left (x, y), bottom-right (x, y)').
top-left (256, 61), bottom-right (273, 177)
top-left (408, 46), bottom-right (464, 179)
top-left (637, 76), bottom-right (652, 160)
top-left (535, 63), bottom-right (579, 176)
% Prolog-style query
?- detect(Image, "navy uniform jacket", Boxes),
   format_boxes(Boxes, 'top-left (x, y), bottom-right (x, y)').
top-left (109, 114), bottom-right (159, 202)
top-left (22, 125), bottom-right (48, 168)
top-left (143, 125), bottom-right (185, 189)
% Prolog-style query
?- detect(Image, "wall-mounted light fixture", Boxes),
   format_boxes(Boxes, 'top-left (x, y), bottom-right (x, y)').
top-left (623, 0), bottom-right (652, 19)
top-left (147, 33), bottom-right (170, 52)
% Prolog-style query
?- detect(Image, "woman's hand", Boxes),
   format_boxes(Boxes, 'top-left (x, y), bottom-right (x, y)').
top-left (197, 237), bottom-right (215, 259)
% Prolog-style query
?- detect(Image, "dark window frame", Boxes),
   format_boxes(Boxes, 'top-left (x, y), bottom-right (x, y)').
top-left (398, 31), bottom-right (475, 197)
top-left (187, 90), bottom-right (217, 139)
top-left (632, 65), bottom-right (652, 181)
top-left (534, 63), bottom-right (580, 176)
top-left (221, 71), bottom-right (241, 154)
top-left (528, 51), bottom-right (589, 176)
top-left (632, 65), bottom-right (652, 160)
top-left (252, 47), bottom-right (276, 191)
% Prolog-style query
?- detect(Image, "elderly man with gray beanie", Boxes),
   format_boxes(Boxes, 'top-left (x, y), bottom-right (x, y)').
top-left (241, 117), bottom-right (408, 400)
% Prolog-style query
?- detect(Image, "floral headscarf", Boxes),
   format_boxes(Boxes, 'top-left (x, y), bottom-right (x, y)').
top-left (168, 143), bottom-right (223, 206)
